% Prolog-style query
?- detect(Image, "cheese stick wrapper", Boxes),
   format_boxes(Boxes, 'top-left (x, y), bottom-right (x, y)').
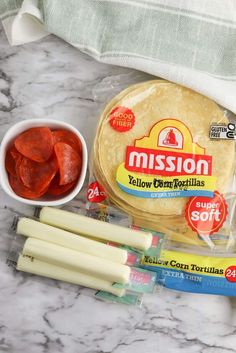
top-left (39, 207), bottom-right (152, 251)
top-left (17, 217), bottom-right (128, 265)
top-left (130, 226), bottom-right (164, 257)
top-left (23, 238), bottom-right (131, 284)
top-left (113, 267), bottom-right (157, 294)
top-left (95, 290), bottom-right (142, 306)
top-left (16, 254), bottom-right (125, 297)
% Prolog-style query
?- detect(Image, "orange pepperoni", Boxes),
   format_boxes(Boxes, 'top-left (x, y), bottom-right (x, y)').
top-left (18, 155), bottom-right (58, 192)
top-left (47, 173), bottom-right (76, 196)
top-left (52, 130), bottom-right (82, 156)
top-left (5, 147), bottom-right (17, 176)
top-left (54, 142), bottom-right (82, 185)
top-left (10, 145), bottom-right (22, 161)
top-left (15, 127), bottom-right (53, 162)
top-left (9, 174), bottom-right (48, 199)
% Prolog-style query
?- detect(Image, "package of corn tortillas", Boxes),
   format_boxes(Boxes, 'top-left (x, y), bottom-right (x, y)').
top-left (87, 72), bottom-right (236, 296)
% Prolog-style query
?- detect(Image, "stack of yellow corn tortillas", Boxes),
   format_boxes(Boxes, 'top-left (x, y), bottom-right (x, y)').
top-left (92, 80), bottom-right (235, 245)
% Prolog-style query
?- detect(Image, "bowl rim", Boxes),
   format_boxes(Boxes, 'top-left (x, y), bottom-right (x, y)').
top-left (0, 118), bottom-right (88, 205)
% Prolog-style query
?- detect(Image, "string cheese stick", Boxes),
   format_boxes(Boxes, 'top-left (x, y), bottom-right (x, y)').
top-left (17, 255), bottom-right (125, 297)
top-left (17, 218), bottom-right (127, 264)
top-left (23, 238), bottom-right (131, 284)
top-left (40, 207), bottom-right (152, 251)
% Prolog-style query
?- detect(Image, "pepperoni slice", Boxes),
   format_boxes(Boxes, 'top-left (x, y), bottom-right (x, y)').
top-left (18, 155), bottom-right (58, 192)
top-left (9, 174), bottom-right (48, 199)
top-left (54, 142), bottom-right (82, 185)
top-left (5, 147), bottom-right (17, 176)
top-left (52, 130), bottom-right (82, 156)
top-left (10, 145), bottom-right (22, 161)
top-left (47, 173), bottom-right (76, 196)
top-left (15, 127), bottom-right (53, 162)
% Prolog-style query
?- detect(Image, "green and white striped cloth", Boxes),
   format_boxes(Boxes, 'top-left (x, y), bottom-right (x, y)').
top-left (1, 0), bottom-right (236, 113)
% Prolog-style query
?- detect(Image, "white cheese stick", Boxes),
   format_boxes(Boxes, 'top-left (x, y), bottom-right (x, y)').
top-left (17, 255), bottom-right (125, 297)
top-left (40, 207), bottom-right (152, 251)
top-left (23, 238), bottom-right (131, 284)
top-left (17, 218), bottom-right (127, 264)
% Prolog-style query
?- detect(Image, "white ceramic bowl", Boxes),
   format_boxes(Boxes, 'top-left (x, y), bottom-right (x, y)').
top-left (0, 119), bottom-right (88, 206)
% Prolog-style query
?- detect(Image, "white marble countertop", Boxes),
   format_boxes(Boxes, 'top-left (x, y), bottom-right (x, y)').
top-left (1, 24), bottom-right (236, 353)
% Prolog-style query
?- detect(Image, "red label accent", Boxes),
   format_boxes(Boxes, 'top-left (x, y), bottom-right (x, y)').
top-left (130, 268), bottom-right (151, 284)
top-left (109, 106), bottom-right (135, 132)
top-left (125, 146), bottom-right (212, 176)
top-left (127, 252), bottom-right (138, 266)
top-left (185, 191), bottom-right (228, 235)
top-left (225, 266), bottom-right (236, 282)
top-left (87, 181), bottom-right (106, 203)
top-left (161, 128), bottom-right (181, 147)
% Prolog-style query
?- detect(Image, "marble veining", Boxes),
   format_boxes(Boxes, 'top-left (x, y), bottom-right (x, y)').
top-left (1, 23), bottom-right (236, 353)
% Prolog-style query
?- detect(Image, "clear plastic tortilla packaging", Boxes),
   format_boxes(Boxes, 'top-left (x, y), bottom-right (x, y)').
top-left (88, 76), bottom-right (236, 296)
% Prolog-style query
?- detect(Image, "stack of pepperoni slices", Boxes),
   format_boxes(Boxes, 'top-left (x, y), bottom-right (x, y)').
top-left (5, 127), bottom-right (82, 200)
